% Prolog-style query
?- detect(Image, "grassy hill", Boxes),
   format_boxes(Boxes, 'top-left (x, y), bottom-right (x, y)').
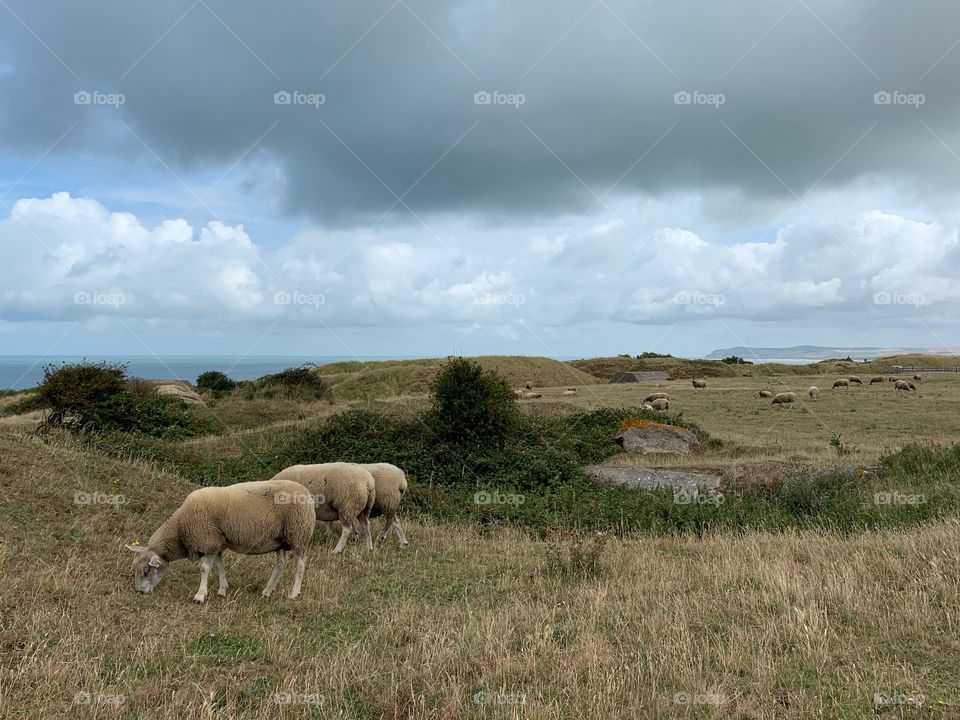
top-left (569, 355), bottom-right (739, 380)
top-left (318, 356), bottom-right (601, 400)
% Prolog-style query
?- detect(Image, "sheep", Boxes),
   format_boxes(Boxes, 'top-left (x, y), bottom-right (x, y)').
top-left (771, 392), bottom-right (796, 407)
top-left (651, 398), bottom-right (669, 411)
top-left (757, 390), bottom-right (774, 398)
top-left (887, 377), bottom-right (897, 382)
top-left (908, 381), bottom-right (917, 390)
top-left (641, 403), bottom-right (654, 411)
top-left (869, 376), bottom-right (884, 385)
top-left (894, 380), bottom-right (915, 392)
top-left (692, 379), bottom-right (707, 390)
top-left (524, 382), bottom-right (534, 390)
top-left (520, 391), bottom-right (542, 399)
top-left (561, 388), bottom-right (577, 396)
top-left (832, 379), bottom-right (850, 389)
top-left (848, 376), bottom-right (863, 385)
top-left (644, 392), bottom-right (670, 402)
top-left (808, 386), bottom-right (818, 400)
top-left (271, 463), bottom-right (376, 554)
top-left (324, 463), bottom-right (409, 548)
top-left (913, 374), bottom-right (923, 383)
top-left (125, 480), bottom-right (316, 603)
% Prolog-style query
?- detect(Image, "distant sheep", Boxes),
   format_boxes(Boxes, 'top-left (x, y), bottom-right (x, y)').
top-left (126, 480), bottom-right (316, 603)
top-left (692, 379), bottom-right (707, 390)
top-left (524, 382), bottom-right (534, 390)
top-left (771, 392), bottom-right (796, 406)
top-left (832, 379), bottom-right (850, 389)
top-left (642, 403), bottom-right (654, 411)
top-left (520, 391), bottom-right (542, 399)
top-left (887, 377), bottom-right (897, 382)
top-left (869, 376), bottom-right (884, 385)
top-left (914, 374), bottom-right (923, 382)
top-left (757, 390), bottom-right (774, 398)
top-left (561, 388), bottom-right (577, 396)
top-left (808, 386), bottom-right (818, 400)
top-left (848, 376), bottom-right (863, 385)
top-left (894, 380), bottom-right (915, 392)
top-left (271, 463), bottom-right (376, 554)
top-left (651, 398), bottom-right (670, 411)
top-left (644, 392), bottom-right (670, 402)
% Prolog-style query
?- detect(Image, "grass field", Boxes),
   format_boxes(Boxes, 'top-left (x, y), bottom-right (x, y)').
top-left (1, 356), bottom-right (958, 718)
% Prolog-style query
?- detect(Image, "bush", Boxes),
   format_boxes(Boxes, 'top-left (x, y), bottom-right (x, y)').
top-left (196, 371), bottom-right (236, 394)
top-left (720, 355), bottom-right (753, 365)
top-left (238, 366), bottom-right (330, 401)
top-left (427, 357), bottom-right (519, 447)
top-left (32, 362), bottom-right (207, 438)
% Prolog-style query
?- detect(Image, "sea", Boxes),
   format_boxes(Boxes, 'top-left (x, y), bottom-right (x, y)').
top-left (0, 356), bottom-right (409, 391)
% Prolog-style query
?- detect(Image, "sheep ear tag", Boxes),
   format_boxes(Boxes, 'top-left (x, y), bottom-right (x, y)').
top-left (148, 556), bottom-right (162, 568)
top-left (126, 544), bottom-right (146, 554)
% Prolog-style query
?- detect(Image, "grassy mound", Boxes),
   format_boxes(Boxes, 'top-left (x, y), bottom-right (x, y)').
top-left (570, 356), bottom-right (738, 380)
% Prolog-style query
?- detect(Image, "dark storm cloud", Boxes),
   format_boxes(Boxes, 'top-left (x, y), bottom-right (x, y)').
top-left (3, 0), bottom-right (960, 224)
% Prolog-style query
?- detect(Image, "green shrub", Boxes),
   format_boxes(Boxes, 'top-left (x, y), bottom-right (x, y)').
top-left (196, 371), bottom-right (236, 394)
top-left (544, 533), bottom-right (609, 582)
top-left (237, 366), bottom-right (330, 401)
top-left (2, 391), bottom-right (47, 416)
top-left (427, 357), bottom-right (519, 448)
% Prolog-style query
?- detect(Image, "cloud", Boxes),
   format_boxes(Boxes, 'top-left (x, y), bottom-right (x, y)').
top-left (2, 192), bottom-right (958, 335)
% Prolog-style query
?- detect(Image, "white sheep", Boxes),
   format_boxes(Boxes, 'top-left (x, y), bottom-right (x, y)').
top-left (642, 403), bottom-right (654, 411)
top-left (808, 386), bottom-right (818, 400)
top-left (869, 376), bottom-right (884, 385)
top-left (771, 392), bottom-right (796, 406)
top-left (562, 387), bottom-right (577, 396)
top-left (125, 479), bottom-right (316, 603)
top-left (757, 390), bottom-right (774, 398)
top-left (271, 463), bottom-right (376, 554)
top-left (848, 376), bottom-right (863, 385)
top-left (692, 379), bottom-right (707, 390)
top-left (643, 392), bottom-right (669, 402)
top-left (832, 379), bottom-right (850, 389)
top-left (324, 463), bottom-right (409, 548)
top-left (651, 398), bottom-right (669, 411)
top-left (894, 380), bottom-right (916, 392)
top-left (913, 374), bottom-right (923, 383)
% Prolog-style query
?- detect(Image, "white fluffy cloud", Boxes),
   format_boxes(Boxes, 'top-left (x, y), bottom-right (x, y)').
top-left (1, 192), bottom-right (958, 335)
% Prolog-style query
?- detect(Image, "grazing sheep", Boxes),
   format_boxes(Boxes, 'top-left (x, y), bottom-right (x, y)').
top-left (757, 390), bottom-right (774, 399)
top-left (524, 382), bottom-right (533, 390)
top-left (888, 377), bottom-right (897, 382)
top-left (325, 463), bottom-right (409, 549)
top-left (771, 392), bottom-right (796, 407)
top-left (561, 388), bottom-right (577, 396)
top-left (271, 463), bottom-right (376, 554)
top-left (894, 380), bottom-right (915, 392)
top-left (832, 379), bottom-right (850, 389)
top-left (692, 379), bottom-right (707, 390)
top-left (126, 480), bottom-right (316, 603)
top-left (908, 381), bottom-right (917, 390)
top-left (642, 403), bottom-right (654, 411)
top-left (808, 386), bottom-right (818, 400)
top-left (644, 392), bottom-right (670, 402)
top-left (520, 391), bottom-right (542, 399)
top-left (651, 398), bottom-right (670, 411)
top-left (848, 376), bottom-right (863, 385)
top-left (913, 374), bottom-right (923, 382)
top-left (869, 376), bottom-right (884, 385)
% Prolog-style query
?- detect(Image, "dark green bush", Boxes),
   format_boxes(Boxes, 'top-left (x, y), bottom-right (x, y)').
top-left (426, 357), bottom-right (519, 448)
top-left (196, 371), bottom-right (237, 394)
top-left (237, 366), bottom-right (330, 401)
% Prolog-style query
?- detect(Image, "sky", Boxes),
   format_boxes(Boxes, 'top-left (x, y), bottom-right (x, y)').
top-left (1, 0), bottom-right (960, 360)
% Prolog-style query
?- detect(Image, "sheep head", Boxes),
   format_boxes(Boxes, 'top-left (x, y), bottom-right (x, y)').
top-left (126, 544), bottom-right (168, 594)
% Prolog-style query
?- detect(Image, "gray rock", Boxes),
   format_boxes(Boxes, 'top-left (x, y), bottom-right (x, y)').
top-left (615, 424), bottom-right (701, 455)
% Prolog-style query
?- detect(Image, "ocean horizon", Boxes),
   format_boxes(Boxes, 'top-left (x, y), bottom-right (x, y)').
top-left (0, 355), bottom-right (419, 391)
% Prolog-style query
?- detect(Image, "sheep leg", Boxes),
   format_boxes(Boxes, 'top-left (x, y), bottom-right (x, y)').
top-left (322, 521), bottom-right (337, 542)
top-left (392, 518), bottom-right (409, 548)
top-left (375, 516), bottom-right (392, 544)
top-left (214, 555), bottom-right (228, 597)
top-left (288, 553), bottom-right (307, 600)
top-left (193, 555), bottom-right (216, 604)
top-left (332, 522), bottom-right (353, 554)
top-left (261, 549), bottom-right (287, 597)
top-left (358, 514), bottom-right (373, 551)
